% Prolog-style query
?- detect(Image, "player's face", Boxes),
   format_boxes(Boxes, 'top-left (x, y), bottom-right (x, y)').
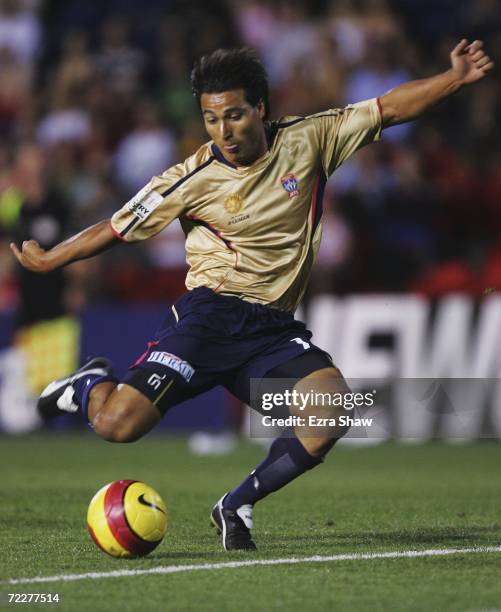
top-left (201, 89), bottom-right (268, 167)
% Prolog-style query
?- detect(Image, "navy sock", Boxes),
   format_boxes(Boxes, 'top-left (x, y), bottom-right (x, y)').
top-left (224, 433), bottom-right (323, 510)
top-left (73, 374), bottom-right (117, 423)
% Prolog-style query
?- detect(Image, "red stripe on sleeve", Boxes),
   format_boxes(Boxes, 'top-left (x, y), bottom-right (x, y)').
top-left (109, 220), bottom-right (126, 241)
top-left (376, 97), bottom-right (383, 123)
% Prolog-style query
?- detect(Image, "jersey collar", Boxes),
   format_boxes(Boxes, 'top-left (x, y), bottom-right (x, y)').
top-left (210, 143), bottom-right (238, 169)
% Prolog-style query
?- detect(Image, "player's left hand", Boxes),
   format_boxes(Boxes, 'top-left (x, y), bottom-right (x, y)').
top-left (450, 39), bottom-right (495, 85)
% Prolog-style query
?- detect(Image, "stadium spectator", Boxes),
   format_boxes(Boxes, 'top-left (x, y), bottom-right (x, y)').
top-left (0, 0), bottom-right (41, 64)
top-left (0, 48), bottom-right (32, 140)
top-left (8, 143), bottom-right (69, 325)
top-left (94, 17), bottom-right (146, 97)
top-left (231, 0), bottom-right (278, 56)
top-left (113, 100), bottom-right (175, 196)
top-left (51, 31), bottom-right (95, 101)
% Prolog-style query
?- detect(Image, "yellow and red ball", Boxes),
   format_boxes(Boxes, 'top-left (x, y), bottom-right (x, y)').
top-left (87, 480), bottom-right (168, 558)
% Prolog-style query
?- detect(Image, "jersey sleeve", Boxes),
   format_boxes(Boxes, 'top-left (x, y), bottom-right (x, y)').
top-left (313, 98), bottom-right (382, 177)
top-left (110, 165), bottom-right (187, 242)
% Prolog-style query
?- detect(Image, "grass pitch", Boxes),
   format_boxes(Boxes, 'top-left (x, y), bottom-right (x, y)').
top-left (1, 433), bottom-right (501, 611)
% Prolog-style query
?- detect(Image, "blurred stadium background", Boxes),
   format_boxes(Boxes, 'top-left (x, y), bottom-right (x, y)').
top-left (0, 0), bottom-right (500, 439)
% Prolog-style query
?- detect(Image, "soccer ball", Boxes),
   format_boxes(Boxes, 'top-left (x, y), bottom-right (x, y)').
top-left (87, 480), bottom-right (168, 558)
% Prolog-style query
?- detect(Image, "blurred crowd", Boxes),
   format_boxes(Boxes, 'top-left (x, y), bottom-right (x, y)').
top-left (0, 0), bottom-right (500, 327)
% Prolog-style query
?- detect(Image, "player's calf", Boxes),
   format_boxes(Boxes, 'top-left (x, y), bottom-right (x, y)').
top-left (290, 366), bottom-right (353, 457)
top-left (219, 366), bottom-right (351, 516)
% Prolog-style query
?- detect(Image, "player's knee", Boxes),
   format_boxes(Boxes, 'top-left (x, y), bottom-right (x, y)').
top-left (92, 412), bottom-right (141, 443)
top-left (92, 404), bottom-right (142, 444)
top-left (91, 386), bottom-right (161, 443)
top-left (292, 367), bottom-right (351, 411)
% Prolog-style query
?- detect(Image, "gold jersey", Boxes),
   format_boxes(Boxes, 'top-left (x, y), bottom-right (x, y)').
top-left (110, 98), bottom-right (382, 312)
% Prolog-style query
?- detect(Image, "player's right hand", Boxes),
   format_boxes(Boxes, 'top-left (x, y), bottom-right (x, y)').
top-left (10, 240), bottom-right (53, 273)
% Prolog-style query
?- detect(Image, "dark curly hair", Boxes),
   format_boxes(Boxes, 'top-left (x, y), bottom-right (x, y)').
top-left (191, 48), bottom-right (270, 120)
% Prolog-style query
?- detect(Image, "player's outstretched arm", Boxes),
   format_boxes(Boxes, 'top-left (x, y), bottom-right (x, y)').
top-left (10, 219), bottom-right (119, 273)
top-left (380, 39), bottom-right (494, 127)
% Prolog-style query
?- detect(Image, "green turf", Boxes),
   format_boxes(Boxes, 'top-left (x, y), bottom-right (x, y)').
top-left (1, 434), bottom-right (500, 611)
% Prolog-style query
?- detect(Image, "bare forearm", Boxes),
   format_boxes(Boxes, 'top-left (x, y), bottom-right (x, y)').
top-left (380, 70), bottom-right (462, 127)
top-left (11, 219), bottom-right (120, 273)
top-left (47, 220), bottom-right (118, 267)
top-left (380, 39), bottom-right (494, 128)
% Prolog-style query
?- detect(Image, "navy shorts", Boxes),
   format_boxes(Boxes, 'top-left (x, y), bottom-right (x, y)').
top-left (123, 287), bottom-right (332, 414)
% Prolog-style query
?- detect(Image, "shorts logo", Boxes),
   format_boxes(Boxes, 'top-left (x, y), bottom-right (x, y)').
top-left (147, 373), bottom-right (167, 390)
top-left (224, 193), bottom-right (244, 214)
top-left (126, 189), bottom-right (163, 220)
top-left (147, 351), bottom-right (195, 382)
top-left (281, 174), bottom-right (300, 199)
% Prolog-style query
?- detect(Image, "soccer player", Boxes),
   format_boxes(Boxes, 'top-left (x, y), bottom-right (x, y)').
top-left (11, 40), bottom-right (493, 551)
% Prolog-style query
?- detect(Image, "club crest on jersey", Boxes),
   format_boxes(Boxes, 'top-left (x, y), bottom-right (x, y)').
top-left (224, 193), bottom-right (244, 214)
top-left (281, 174), bottom-right (300, 199)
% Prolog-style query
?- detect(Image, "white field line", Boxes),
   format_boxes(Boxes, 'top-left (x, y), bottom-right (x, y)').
top-left (5, 546), bottom-right (501, 585)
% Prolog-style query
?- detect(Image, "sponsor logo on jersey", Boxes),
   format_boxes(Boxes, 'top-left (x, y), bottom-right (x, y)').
top-left (228, 214), bottom-right (250, 226)
top-left (126, 189), bottom-right (163, 220)
top-left (281, 174), bottom-right (300, 199)
top-left (147, 351), bottom-right (195, 382)
top-left (224, 193), bottom-right (244, 214)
